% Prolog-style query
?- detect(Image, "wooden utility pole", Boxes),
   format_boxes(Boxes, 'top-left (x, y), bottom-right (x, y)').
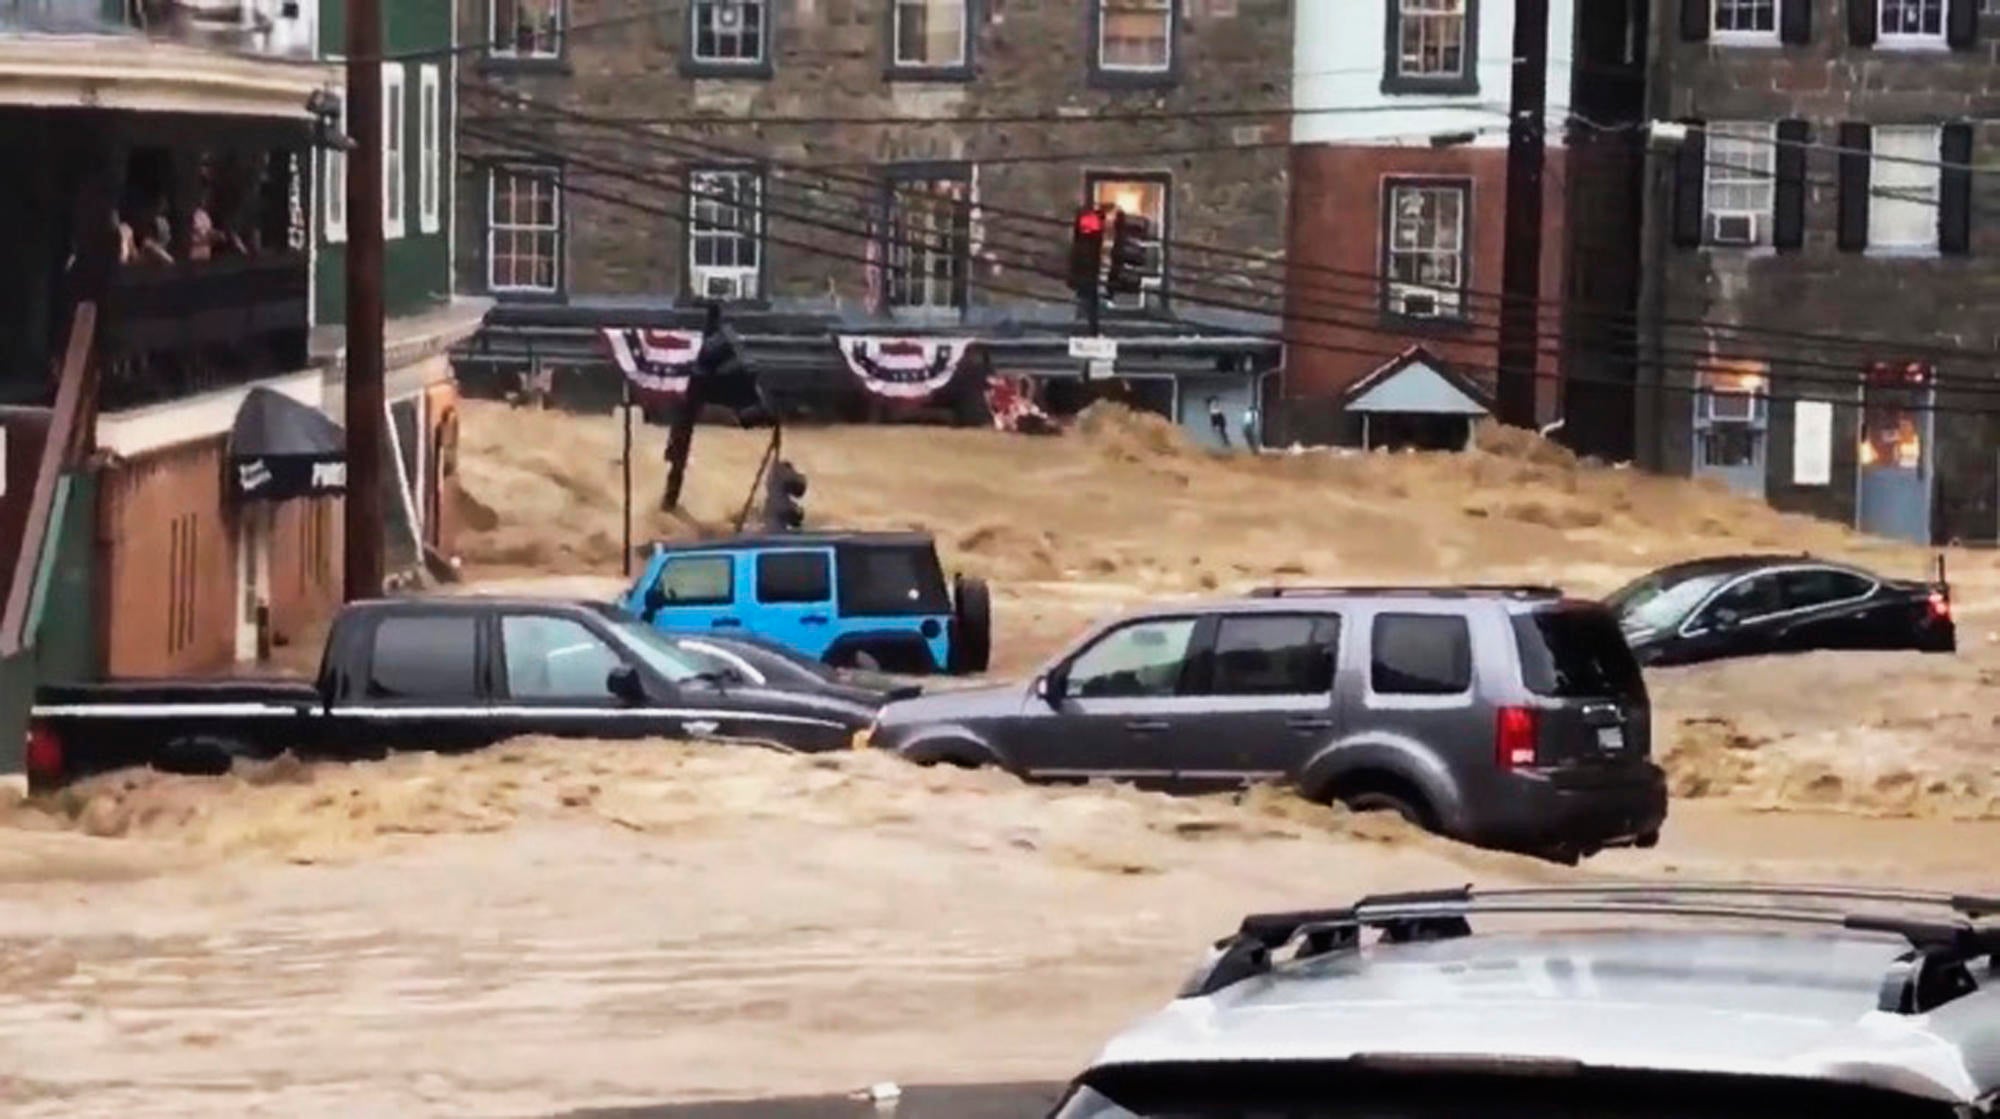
top-left (343, 0), bottom-right (387, 601)
top-left (1495, 0), bottom-right (1550, 429)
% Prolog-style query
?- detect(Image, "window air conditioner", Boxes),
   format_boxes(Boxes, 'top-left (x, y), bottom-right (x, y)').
top-left (1391, 283), bottom-right (1457, 318)
top-left (696, 268), bottom-right (757, 301)
top-left (1709, 212), bottom-right (1759, 246)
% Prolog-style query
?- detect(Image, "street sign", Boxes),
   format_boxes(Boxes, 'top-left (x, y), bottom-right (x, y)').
top-left (1083, 359), bottom-right (1115, 382)
top-left (1069, 336), bottom-right (1118, 362)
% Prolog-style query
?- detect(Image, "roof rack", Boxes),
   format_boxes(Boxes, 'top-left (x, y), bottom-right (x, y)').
top-left (1247, 584), bottom-right (1563, 600)
top-left (1180, 882), bottom-right (2000, 1016)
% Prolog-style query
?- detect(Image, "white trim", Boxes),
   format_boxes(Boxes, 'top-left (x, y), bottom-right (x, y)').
top-left (0, 37), bottom-right (334, 116)
top-left (489, 0), bottom-right (565, 59)
top-left (690, 0), bottom-right (768, 64)
top-left (382, 63), bottom-right (408, 241)
top-left (418, 63), bottom-right (442, 235)
top-left (1877, 0), bottom-right (1948, 44)
top-left (32, 703), bottom-right (312, 718)
top-left (486, 163), bottom-right (563, 294)
top-left (1702, 121), bottom-right (1777, 248)
top-left (447, 0), bottom-right (459, 297)
top-left (1095, 0), bottom-right (1173, 72)
top-left (891, 0), bottom-right (970, 67)
top-left (324, 90), bottom-right (348, 243)
top-left (96, 368), bottom-right (323, 458)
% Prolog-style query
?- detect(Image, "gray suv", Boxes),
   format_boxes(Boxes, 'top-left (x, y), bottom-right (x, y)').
top-left (862, 585), bottom-right (1666, 861)
top-left (1047, 882), bottom-right (2000, 1118)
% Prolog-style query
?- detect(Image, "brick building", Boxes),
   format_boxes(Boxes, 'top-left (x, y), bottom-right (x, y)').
top-left (452, 0), bottom-right (1291, 448)
top-left (1642, 0), bottom-right (2000, 544)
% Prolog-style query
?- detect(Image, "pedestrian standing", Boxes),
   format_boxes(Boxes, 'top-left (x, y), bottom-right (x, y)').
top-left (1207, 395), bottom-right (1231, 449)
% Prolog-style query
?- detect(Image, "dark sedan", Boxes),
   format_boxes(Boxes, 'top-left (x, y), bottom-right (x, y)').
top-left (1606, 554), bottom-right (1955, 667)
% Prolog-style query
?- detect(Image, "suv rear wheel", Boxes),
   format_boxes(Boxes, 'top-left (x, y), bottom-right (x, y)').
top-left (1330, 777), bottom-right (1437, 832)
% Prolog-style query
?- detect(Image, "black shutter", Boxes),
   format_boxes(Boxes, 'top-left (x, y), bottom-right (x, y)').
top-left (1848, 0), bottom-right (1878, 47)
top-left (1781, 0), bottom-right (1813, 43)
top-left (1940, 122), bottom-right (1974, 255)
top-left (1774, 119), bottom-right (1810, 250)
top-left (1682, 0), bottom-right (1712, 41)
top-left (1947, 0), bottom-right (1978, 49)
top-left (1837, 122), bottom-right (1872, 252)
top-left (1673, 121), bottom-right (1708, 247)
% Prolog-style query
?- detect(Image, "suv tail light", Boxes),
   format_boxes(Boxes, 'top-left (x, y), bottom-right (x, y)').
top-left (24, 721), bottom-right (62, 786)
top-left (1495, 706), bottom-right (1539, 769)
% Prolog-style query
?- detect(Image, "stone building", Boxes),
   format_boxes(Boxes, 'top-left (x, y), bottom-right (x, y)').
top-left (1642, 0), bottom-right (2000, 544)
top-left (451, 0), bottom-right (1291, 448)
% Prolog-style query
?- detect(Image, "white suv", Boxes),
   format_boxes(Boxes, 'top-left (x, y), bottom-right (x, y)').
top-left (1049, 883), bottom-right (2000, 1117)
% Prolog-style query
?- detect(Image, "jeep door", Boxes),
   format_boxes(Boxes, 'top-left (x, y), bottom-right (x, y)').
top-left (751, 549), bottom-right (839, 660)
top-left (1173, 612), bottom-right (1342, 791)
top-left (642, 552), bottom-right (741, 634)
top-left (1006, 615), bottom-right (1204, 790)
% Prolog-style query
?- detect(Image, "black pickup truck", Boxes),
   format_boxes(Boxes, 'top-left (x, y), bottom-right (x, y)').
top-left (24, 597), bottom-right (883, 792)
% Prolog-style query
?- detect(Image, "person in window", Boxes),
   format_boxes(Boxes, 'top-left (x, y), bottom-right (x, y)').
top-left (131, 201), bottom-right (174, 265)
top-left (1207, 395), bottom-right (1231, 448)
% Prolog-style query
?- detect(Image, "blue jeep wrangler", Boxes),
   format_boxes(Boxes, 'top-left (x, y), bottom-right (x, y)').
top-left (619, 532), bottom-right (992, 676)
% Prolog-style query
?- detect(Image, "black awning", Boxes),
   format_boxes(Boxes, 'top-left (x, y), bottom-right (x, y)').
top-left (228, 386), bottom-right (347, 502)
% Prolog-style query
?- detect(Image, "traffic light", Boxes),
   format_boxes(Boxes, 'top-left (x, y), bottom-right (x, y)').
top-left (764, 459), bottom-right (806, 531)
top-left (1106, 210), bottom-right (1154, 297)
top-left (1067, 206), bottom-right (1107, 296)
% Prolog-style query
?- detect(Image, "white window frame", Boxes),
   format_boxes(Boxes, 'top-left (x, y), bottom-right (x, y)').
top-left (418, 64), bottom-right (441, 235)
top-left (1702, 121), bottom-right (1777, 248)
top-left (688, 168), bottom-right (763, 301)
top-left (487, 164), bottom-right (563, 295)
top-left (1395, 0), bottom-right (1469, 80)
top-left (691, 0), bottom-right (767, 65)
top-left (1878, 0), bottom-right (1948, 45)
top-left (885, 174), bottom-right (971, 312)
top-left (1097, 0), bottom-right (1172, 73)
top-left (1868, 125), bottom-right (1943, 252)
top-left (892, 0), bottom-right (969, 69)
top-left (382, 64), bottom-right (406, 241)
top-left (1382, 179), bottom-right (1469, 320)
top-left (323, 91), bottom-right (347, 244)
top-left (1711, 0), bottom-right (1779, 43)
top-left (489, 0), bottom-right (563, 60)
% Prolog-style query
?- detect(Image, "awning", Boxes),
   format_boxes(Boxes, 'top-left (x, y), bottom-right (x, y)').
top-left (228, 387), bottom-right (346, 502)
top-left (1341, 346), bottom-right (1494, 416)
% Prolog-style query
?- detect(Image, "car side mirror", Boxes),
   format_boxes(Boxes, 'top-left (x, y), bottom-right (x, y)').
top-left (1037, 670), bottom-right (1067, 706)
top-left (641, 583), bottom-right (668, 620)
top-left (607, 664), bottom-right (645, 704)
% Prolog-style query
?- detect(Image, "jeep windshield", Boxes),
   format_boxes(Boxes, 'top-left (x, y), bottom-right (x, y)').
top-left (1052, 1065), bottom-right (1959, 1118)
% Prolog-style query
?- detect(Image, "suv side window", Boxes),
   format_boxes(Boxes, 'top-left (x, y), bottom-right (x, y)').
top-left (1370, 614), bottom-right (1471, 695)
top-left (1779, 567), bottom-right (1873, 610)
top-left (501, 615), bottom-right (623, 700)
top-left (757, 551), bottom-right (832, 604)
top-left (367, 614), bottom-right (480, 700)
top-left (1209, 615), bottom-right (1339, 696)
top-left (1067, 618), bottom-right (1198, 699)
top-left (659, 555), bottom-right (733, 605)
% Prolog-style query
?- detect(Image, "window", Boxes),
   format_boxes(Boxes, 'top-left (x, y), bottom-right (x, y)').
top-left (1511, 610), bottom-right (1645, 700)
top-left (323, 94), bottom-right (347, 243)
top-left (487, 164), bottom-right (561, 293)
top-left (657, 555), bottom-right (733, 606)
top-left (894, 0), bottom-right (969, 69)
top-left (367, 615), bottom-right (481, 700)
top-left (1369, 614), bottom-right (1471, 695)
top-left (1391, 0), bottom-right (1471, 83)
top-left (1695, 573), bottom-right (1785, 629)
top-left (1880, 0), bottom-right (1945, 40)
top-left (1777, 568), bottom-right (1875, 609)
top-left (836, 545), bottom-right (952, 616)
top-left (382, 65), bottom-right (406, 240)
top-left (688, 168), bottom-right (762, 301)
top-left (1713, 0), bottom-right (1776, 35)
top-left (501, 615), bottom-right (624, 700)
top-left (756, 551), bottom-right (832, 604)
top-left (167, 513), bottom-right (198, 657)
top-left (418, 64), bottom-right (441, 235)
top-left (884, 173), bottom-right (970, 311)
top-left (491, 0), bottom-right (561, 58)
top-left (1067, 618), bottom-right (1197, 699)
top-left (1703, 122), bottom-right (1776, 247)
top-left (1208, 615), bottom-right (1340, 697)
top-left (1089, 175), bottom-right (1168, 310)
top-left (1097, 0), bottom-right (1172, 72)
top-left (1870, 126), bottom-right (1942, 250)
top-left (692, 0), bottom-right (766, 65)
top-left (1382, 180), bottom-right (1468, 319)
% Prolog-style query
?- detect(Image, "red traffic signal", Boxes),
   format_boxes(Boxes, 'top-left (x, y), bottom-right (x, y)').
top-left (1068, 206), bottom-right (1109, 296)
top-left (1076, 209), bottom-right (1105, 236)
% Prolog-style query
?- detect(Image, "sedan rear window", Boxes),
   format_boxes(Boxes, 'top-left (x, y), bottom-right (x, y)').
top-left (1513, 608), bottom-right (1646, 700)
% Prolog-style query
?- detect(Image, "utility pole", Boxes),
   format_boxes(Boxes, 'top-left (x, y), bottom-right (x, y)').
top-left (343, 0), bottom-right (387, 601)
top-left (1495, 0), bottom-right (1550, 430)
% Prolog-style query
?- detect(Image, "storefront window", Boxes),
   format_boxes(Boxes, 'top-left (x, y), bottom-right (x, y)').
top-left (1860, 361), bottom-right (1930, 471)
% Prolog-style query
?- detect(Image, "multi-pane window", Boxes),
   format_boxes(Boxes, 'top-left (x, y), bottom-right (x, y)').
top-left (1090, 176), bottom-right (1167, 310)
top-left (1713, 0), bottom-right (1775, 34)
top-left (1383, 181), bottom-right (1467, 319)
top-left (1396, 0), bottom-right (1468, 78)
top-left (491, 0), bottom-right (561, 58)
top-left (418, 64), bottom-right (440, 235)
top-left (1880, 0), bottom-right (1945, 38)
top-left (1703, 122), bottom-right (1776, 246)
top-left (688, 169), bottom-right (762, 301)
top-left (1869, 126), bottom-right (1942, 250)
top-left (322, 95), bottom-right (347, 243)
top-left (894, 0), bottom-right (968, 68)
top-left (692, 0), bottom-right (766, 64)
top-left (885, 176), bottom-right (970, 311)
top-left (382, 65), bottom-right (406, 239)
top-left (1098, 0), bottom-right (1171, 71)
top-left (488, 165), bottom-right (561, 293)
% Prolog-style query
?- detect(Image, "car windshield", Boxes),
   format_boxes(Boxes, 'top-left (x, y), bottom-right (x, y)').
top-left (599, 617), bottom-right (706, 683)
top-left (1604, 570), bottom-right (1732, 632)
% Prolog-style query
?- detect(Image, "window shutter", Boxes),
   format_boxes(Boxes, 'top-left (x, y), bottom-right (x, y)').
top-left (1774, 119), bottom-right (1809, 250)
top-left (1681, 0), bottom-right (1712, 41)
top-left (1673, 121), bottom-right (1707, 248)
top-left (1847, 0), bottom-right (1878, 47)
top-left (1947, 0), bottom-right (1978, 49)
top-left (1940, 122), bottom-right (1974, 255)
top-left (1837, 122), bottom-right (1872, 252)
top-left (1781, 0), bottom-right (1813, 44)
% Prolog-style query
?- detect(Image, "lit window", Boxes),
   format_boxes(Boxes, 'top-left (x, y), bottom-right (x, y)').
top-left (894, 0), bottom-right (968, 68)
top-left (692, 0), bottom-right (766, 64)
top-left (1869, 126), bottom-right (1941, 250)
top-left (1090, 176), bottom-right (1168, 310)
top-left (1383, 180), bottom-right (1468, 319)
top-left (491, 0), bottom-right (561, 58)
top-left (1703, 122), bottom-right (1776, 247)
top-left (488, 165), bottom-right (561, 293)
top-left (1098, 0), bottom-right (1171, 72)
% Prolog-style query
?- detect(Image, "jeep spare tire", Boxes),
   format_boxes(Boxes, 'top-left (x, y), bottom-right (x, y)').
top-left (950, 574), bottom-right (992, 674)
